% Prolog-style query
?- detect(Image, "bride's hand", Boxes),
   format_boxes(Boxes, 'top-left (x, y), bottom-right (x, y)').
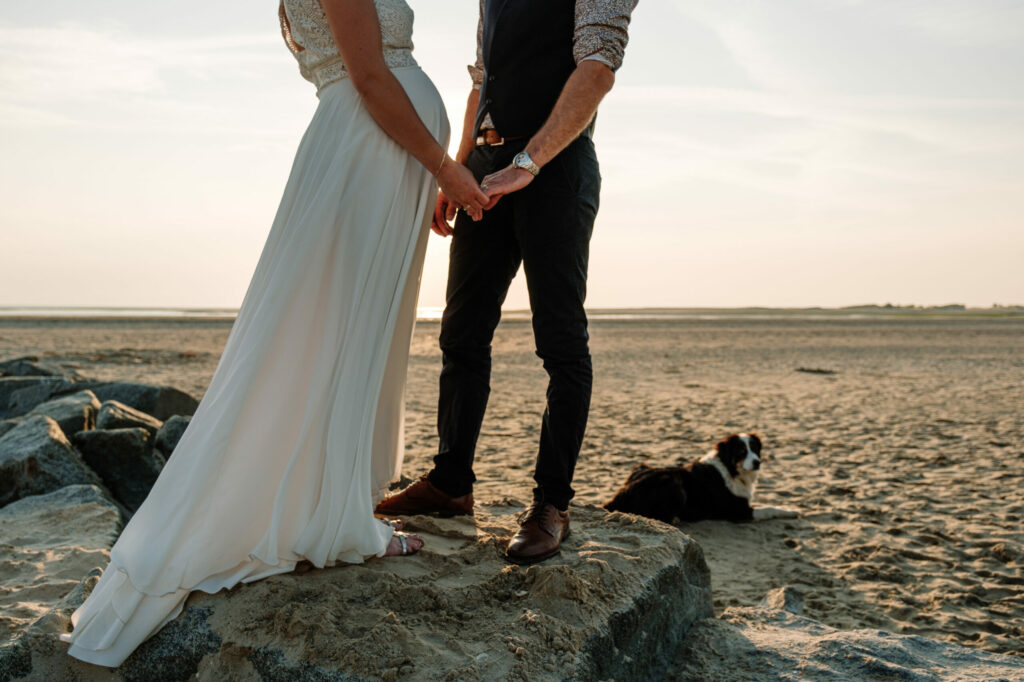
top-left (432, 191), bottom-right (459, 237)
top-left (436, 157), bottom-right (487, 222)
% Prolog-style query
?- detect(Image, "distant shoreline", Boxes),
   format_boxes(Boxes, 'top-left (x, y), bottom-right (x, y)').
top-left (1, 305), bottom-right (1022, 323)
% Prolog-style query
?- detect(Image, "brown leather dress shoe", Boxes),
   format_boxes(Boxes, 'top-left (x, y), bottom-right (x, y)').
top-left (374, 474), bottom-right (474, 517)
top-left (505, 501), bottom-right (570, 565)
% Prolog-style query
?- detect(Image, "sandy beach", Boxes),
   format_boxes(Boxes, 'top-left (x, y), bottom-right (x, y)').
top-left (1, 311), bottom-right (1022, 667)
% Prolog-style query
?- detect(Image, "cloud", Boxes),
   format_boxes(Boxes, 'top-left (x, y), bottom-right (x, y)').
top-left (0, 24), bottom-right (283, 99)
top-left (670, 0), bottom-right (1024, 98)
top-left (0, 23), bottom-right (300, 134)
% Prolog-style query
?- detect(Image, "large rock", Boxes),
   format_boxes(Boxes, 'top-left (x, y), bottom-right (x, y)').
top-left (153, 415), bottom-right (191, 459)
top-left (0, 377), bottom-right (79, 420)
top-left (673, 605), bottom-right (1024, 681)
top-left (71, 428), bottom-right (165, 512)
top-left (61, 381), bottom-right (199, 421)
top-left (0, 355), bottom-right (80, 380)
top-left (96, 400), bottom-right (164, 438)
top-left (17, 503), bottom-right (713, 681)
top-left (0, 420), bottom-right (20, 440)
top-left (0, 486), bottom-right (121, 653)
top-left (0, 416), bottom-right (100, 508)
top-left (27, 390), bottom-right (101, 437)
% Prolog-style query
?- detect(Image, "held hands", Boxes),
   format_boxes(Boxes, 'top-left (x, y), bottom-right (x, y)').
top-left (434, 157), bottom-right (487, 231)
top-left (479, 166), bottom-right (535, 210)
top-left (431, 162), bottom-right (536, 237)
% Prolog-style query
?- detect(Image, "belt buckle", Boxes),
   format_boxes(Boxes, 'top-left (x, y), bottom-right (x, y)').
top-left (476, 130), bottom-right (505, 147)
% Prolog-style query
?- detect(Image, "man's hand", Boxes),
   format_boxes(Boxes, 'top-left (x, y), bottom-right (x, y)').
top-left (431, 190), bottom-right (457, 237)
top-left (481, 166), bottom-right (535, 210)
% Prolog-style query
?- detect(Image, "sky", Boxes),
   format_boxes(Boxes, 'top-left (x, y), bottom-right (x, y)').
top-left (1, 0), bottom-right (1022, 310)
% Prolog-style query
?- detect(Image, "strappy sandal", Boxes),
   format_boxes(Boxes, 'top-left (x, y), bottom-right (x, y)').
top-left (387, 531), bottom-right (421, 556)
top-left (381, 518), bottom-right (405, 532)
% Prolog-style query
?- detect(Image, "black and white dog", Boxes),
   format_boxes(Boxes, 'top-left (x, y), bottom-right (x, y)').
top-left (603, 433), bottom-right (799, 523)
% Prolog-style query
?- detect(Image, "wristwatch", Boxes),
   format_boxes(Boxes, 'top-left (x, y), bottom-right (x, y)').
top-left (512, 151), bottom-right (540, 176)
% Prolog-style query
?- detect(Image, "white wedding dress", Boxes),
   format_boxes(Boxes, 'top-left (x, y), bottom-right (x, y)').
top-left (60, 0), bottom-right (449, 667)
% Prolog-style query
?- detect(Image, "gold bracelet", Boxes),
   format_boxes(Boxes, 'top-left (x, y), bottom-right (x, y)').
top-left (433, 152), bottom-right (448, 177)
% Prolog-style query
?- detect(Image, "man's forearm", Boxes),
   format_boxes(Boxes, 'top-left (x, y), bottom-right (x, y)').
top-left (525, 60), bottom-right (615, 168)
top-left (456, 89), bottom-right (481, 165)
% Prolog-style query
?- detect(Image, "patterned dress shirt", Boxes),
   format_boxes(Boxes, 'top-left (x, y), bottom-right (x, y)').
top-left (469, 0), bottom-right (638, 129)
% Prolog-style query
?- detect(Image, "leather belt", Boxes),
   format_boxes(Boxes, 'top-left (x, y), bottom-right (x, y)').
top-left (475, 128), bottom-right (526, 147)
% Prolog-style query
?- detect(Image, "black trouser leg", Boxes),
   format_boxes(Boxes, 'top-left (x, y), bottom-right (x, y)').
top-left (429, 146), bottom-right (521, 497)
top-left (515, 136), bottom-right (601, 510)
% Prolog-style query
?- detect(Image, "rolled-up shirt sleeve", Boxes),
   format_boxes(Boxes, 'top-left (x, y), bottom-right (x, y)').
top-left (468, 0), bottom-right (485, 89)
top-left (573, 0), bottom-right (638, 71)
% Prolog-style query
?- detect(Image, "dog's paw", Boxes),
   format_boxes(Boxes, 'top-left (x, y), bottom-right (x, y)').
top-left (753, 506), bottom-right (801, 521)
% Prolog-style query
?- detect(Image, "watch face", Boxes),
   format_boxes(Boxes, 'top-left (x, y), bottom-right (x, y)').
top-left (513, 152), bottom-right (538, 176)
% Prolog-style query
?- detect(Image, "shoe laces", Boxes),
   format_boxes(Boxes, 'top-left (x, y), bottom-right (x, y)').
top-left (518, 500), bottom-right (553, 526)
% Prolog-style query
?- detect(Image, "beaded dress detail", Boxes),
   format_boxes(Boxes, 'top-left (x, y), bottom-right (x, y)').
top-left (280, 0), bottom-right (418, 96)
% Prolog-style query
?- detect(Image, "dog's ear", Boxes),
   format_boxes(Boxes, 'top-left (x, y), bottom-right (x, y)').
top-left (748, 433), bottom-right (762, 454)
top-left (716, 435), bottom-right (742, 466)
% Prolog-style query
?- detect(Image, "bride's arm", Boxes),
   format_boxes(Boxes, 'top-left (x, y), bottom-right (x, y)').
top-left (320, 0), bottom-right (487, 218)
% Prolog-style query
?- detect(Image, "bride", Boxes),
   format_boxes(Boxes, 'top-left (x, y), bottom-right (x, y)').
top-left (60, 0), bottom-right (487, 667)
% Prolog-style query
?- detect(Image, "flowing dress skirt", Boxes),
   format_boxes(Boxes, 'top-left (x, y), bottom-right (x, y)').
top-left (59, 66), bottom-right (450, 667)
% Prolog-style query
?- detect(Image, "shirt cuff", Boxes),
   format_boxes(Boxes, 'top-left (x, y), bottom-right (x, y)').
top-left (580, 53), bottom-right (616, 69)
top-left (573, 31), bottom-right (626, 71)
top-left (467, 64), bottom-right (484, 89)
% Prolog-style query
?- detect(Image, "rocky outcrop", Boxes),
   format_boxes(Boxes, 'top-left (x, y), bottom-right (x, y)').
top-left (153, 415), bottom-right (191, 459)
top-left (0, 420), bottom-right (20, 440)
top-left (12, 503), bottom-right (713, 681)
top-left (71, 428), bottom-right (165, 512)
top-left (0, 485), bottom-right (121, 675)
top-left (0, 377), bottom-right (78, 420)
top-left (62, 381), bottom-right (198, 421)
top-left (0, 484), bottom-right (121, 556)
top-left (673, 602), bottom-right (1024, 682)
top-left (0, 416), bottom-right (100, 508)
top-left (0, 356), bottom-right (80, 380)
top-left (27, 390), bottom-right (101, 437)
top-left (96, 400), bottom-right (164, 438)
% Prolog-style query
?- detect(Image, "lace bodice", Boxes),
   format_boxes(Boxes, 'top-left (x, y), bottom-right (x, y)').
top-left (280, 0), bottom-right (417, 96)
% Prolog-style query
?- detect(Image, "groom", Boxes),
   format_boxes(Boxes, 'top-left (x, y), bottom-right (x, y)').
top-left (376, 0), bottom-right (638, 564)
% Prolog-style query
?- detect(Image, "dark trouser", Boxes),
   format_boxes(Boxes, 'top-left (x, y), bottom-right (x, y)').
top-left (427, 134), bottom-right (601, 511)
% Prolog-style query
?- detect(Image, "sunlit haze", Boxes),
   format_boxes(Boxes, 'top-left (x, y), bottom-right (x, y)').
top-left (1, 0), bottom-right (1021, 310)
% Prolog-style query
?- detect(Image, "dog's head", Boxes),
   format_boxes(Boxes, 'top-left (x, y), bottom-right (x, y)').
top-left (715, 433), bottom-right (763, 478)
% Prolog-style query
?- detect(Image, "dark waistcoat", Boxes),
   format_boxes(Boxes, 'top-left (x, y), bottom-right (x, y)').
top-left (474, 0), bottom-right (577, 138)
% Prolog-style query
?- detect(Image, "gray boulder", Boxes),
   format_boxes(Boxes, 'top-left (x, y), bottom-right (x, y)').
top-left (71, 428), bottom-right (165, 512)
top-left (96, 400), bottom-right (164, 438)
top-left (0, 568), bottom-right (101, 682)
top-left (0, 376), bottom-right (79, 420)
top-left (1, 485), bottom-right (122, 681)
top-left (0, 419), bottom-right (21, 440)
top-left (0, 416), bottom-right (100, 508)
top-left (63, 381), bottom-right (199, 421)
top-left (27, 390), bottom-right (101, 437)
top-left (0, 483), bottom-right (121, 549)
top-left (153, 415), bottom-right (191, 459)
top-left (673, 604), bottom-right (1024, 681)
top-left (15, 503), bottom-right (713, 681)
top-left (0, 355), bottom-right (81, 379)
